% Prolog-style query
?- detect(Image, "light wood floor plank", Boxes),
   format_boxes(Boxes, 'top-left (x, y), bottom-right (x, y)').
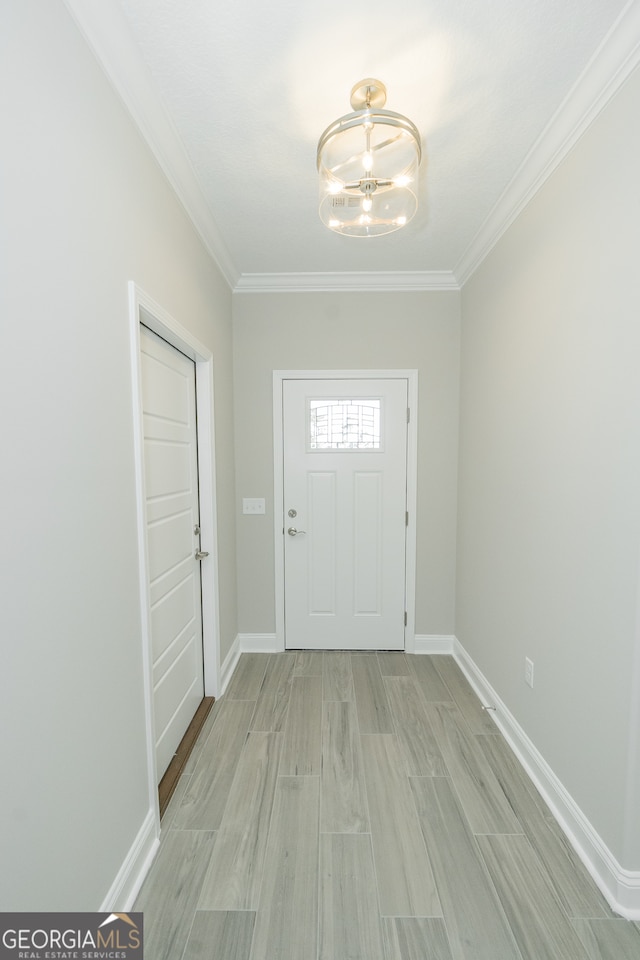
top-left (198, 731), bottom-right (282, 910)
top-left (423, 701), bottom-right (522, 834)
top-left (479, 732), bottom-right (614, 918)
top-left (360, 734), bottom-right (441, 918)
top-left (432, 657), bottom-right (496, 734)
top-left (408, 655), bottom-right (453, 701)
top-left (135, 830), bottom-right (216, 960)
top-left (250, 777), bottom-right (320, 960)
top-left (323, 651), bottom-right (355, 701)
top-left (410, 777), bottom-right (522, 960)
top-left (377, 652), bottom-right (411, 675)
top-left (321, 700), bottom-right (369, 833)
top-left (320, 833), bottom-right (386, 960)
top-left (572, 918), bottom-right (640, 959)
top-left (352, 654), bottom-right (394, 734)
top-left (183, 911), bottom-right (256, 960)
top-left (294, 650), bottom-right (324, 675)
top-left (385, 676), bottom-right (448, 776)
top-left (225, 653), bottom-right (269, 700)
top-left (173, 699), bottom-right (255, 830)
top-left (476, 834), bottom-right (588, 960)
top-left (279, 675), bottom-right (322, 775)
top-left (382, 918), bottom-right (454, 960)
top-left (249, 653), bottom-right (296, 731)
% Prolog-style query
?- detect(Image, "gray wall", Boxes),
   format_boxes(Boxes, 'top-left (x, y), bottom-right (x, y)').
top-left (0, 0), bottom-right (236, 909)
top-left (232, 291), bottom-right (461, 638)
top-left (457, 66), bottom-right (640, 868)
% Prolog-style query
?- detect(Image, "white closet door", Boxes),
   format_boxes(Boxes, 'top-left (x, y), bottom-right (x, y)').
top-left (140, 326), bottom-right (204, 780)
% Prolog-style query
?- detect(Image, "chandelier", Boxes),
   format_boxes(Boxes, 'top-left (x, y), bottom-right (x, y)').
top-left (316, 79), bottom-right (422, 238)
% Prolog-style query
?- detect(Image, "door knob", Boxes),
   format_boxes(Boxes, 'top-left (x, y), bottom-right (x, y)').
top-left (287, 527), bottom-right (306, 537)
top-left (195, 550), bottom-right (210, 559)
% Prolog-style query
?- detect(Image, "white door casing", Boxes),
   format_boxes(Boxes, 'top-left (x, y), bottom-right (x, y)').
top-left (281, 376), bottom-right (412, 651)
top-left (140, 326), bottom-right (205, 779)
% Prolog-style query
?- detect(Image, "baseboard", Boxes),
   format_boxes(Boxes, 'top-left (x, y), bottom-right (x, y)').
top-left (101, 808), bottom-right (159, 911)
top-left (238, 632), bottom-right (281, 653)
top-left (234, 633), bottom-right (453, 655)
top-left (452, 637), bottom-right (640, 920)
top-left (220, 635), bottom-right (241, 695)
top-left (220, 635), bottom-right (280, 696)
top-left (413, 634), bottom-right (455, 654)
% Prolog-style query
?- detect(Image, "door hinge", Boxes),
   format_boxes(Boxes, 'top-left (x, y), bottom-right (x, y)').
top-left (404, 611), bottom-right (408, 627)
top-left (407, 407), bottom-right (410, 423)
top-left (406, 510), bottom-right (409, 527)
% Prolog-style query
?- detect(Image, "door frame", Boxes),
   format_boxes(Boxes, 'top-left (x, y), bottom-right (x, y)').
top-left (273, 369), bottom-right (418, 653)
top-left (129, 282), bottom-right (221, 827)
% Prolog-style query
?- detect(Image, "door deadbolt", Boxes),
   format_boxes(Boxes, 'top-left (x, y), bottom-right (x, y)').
top-left (288, 508), bottom-right (297, 518)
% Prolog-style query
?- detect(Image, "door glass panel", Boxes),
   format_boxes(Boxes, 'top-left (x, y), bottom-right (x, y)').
top-left (308, 398), bottom-right (382, 451)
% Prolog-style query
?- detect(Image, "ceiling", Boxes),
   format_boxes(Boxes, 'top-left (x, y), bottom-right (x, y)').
top-left (68, 0), bottom-right (636, 289)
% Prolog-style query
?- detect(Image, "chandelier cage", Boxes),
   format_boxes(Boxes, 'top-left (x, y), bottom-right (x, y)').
top-left (316, 79), bottom-right (422, 238)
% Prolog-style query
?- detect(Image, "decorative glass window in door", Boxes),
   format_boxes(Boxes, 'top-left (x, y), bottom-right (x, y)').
top-left (308, 398), bottom-right (382, 450)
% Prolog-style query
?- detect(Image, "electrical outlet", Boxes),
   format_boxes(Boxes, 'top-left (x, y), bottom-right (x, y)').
top-left (243, 498), bottom-right (266, 515)
top-left (525, 657), bottom-right (534, 688)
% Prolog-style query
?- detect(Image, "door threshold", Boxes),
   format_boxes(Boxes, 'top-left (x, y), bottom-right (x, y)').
top-left (158, 697), bottom-right (215, 819)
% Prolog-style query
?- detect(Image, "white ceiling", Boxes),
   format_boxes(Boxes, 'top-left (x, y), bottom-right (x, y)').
top-left (68, 0), bottom-right (638, 289)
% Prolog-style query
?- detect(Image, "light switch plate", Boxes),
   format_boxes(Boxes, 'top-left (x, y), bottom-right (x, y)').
top-left (243, 498), bottom-right (266, 515)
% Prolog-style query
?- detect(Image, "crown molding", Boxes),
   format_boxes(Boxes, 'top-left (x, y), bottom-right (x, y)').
top-left (455, 0), bottom-right (640, 286)
top-left (233, 270), bottom-right (460, 293)
top-left (62, 0), bottom-right (239, 290)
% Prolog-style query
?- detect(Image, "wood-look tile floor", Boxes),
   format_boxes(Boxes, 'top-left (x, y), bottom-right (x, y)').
top-left (135, 653), bottom-right (640, 959)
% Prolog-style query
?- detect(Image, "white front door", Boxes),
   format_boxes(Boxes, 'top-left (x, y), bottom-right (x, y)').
top-left (140, 326), bottom-right (205, 780)
top-left (283, 378), bottom-right (408, 650)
